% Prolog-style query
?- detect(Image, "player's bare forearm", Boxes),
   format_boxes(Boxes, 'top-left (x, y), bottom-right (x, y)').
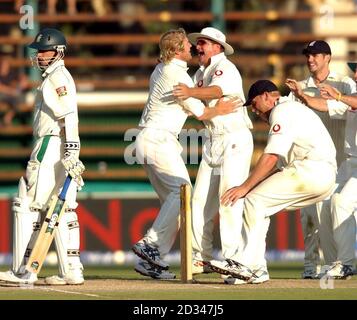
top-left (320, 84), bottom-right (357, 109)
top-left (187, 85), bottom-right (223, 100)
top-left (301, 94), bottom-right (328, 112)
top-left (197, 97), bottom-right (240, 120)
top-left (221, 153), bottom-right (279, 206)
top-left (286, 78), bottom-right (328, 111)
top-left (338, 95), bottom-right (357, 109)
top-left (197, 107), bottom-right (218, 120)
top-left (173, 83), bottom-right (222, 100)
top-left (241, 153), bottom-right (279, 191)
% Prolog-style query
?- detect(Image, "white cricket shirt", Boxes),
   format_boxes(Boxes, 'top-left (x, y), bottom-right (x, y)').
top-left (193, 52), bottom-right (253, 134)
top-left (289, 71), bottom-right (356, 165)
top-left (33, 60), bottom-right (78, 138)
top-left (139, 58), bottom-right (205, 136)
top-left (329, 95), bottom-right (357, 157)
top-left (265, 97), bottom-right (337, 169)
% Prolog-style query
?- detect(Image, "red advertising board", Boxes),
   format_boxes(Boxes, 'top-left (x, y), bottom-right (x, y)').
top-left (0, 198), bottom-right (304, 254)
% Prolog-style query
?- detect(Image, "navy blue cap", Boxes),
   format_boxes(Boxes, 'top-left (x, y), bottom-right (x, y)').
top-left (302, 40), bottom-right (331, 55)
top-left (243, 80), bottom-right (278, 106)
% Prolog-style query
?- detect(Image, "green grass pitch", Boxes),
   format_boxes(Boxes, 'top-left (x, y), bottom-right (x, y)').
top-left (0, 262), bottom-right (356, 300)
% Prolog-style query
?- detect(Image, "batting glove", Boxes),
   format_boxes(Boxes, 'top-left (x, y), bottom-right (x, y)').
top-left (62, 142), bottom-right (85, 189)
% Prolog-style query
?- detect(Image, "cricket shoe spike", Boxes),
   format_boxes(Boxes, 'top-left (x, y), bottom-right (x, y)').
top-left (132, 241), bottom-right (169, 270)
top-left (0, 270), bottom-right (37, 284)
top-left (134, 260), bottom-right (176, 280)
top-left (209, 259), bottom-right (253, 281)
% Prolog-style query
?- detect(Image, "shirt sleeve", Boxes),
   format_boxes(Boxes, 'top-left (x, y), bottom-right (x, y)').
top-left (264, 107), bottom-right (294, 159)
top-left (178, 72), bottom-right (205, 117)
top-left (328, 76), bottom-right (356, 119)
top-left (327, 99), bottom-right (348, 119)
top-left (43, 69), bottom-right (76, 119)
top-left (340, 76), bottom-right (357, 95)
top-left (209, 61), bottom-right (242, 96)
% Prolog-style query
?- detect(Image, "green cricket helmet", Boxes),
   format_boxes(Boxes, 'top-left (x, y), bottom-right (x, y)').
top-left (28, 28), bottom-right (67, 51)
top-left (28, 28), bottom-right (67, 71)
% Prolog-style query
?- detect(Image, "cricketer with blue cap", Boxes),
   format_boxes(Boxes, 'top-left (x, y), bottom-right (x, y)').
top-left (209, 79), bottom-right (337, 284)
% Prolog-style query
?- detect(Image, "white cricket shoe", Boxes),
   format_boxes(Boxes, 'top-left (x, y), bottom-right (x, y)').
top-left (249, 268), bottom-right (270, 284)
top-left (132, 241), bottom-right (169, 269)
top-left (192, 260), bottom-right (213, 275)
top-left (209, 259), bottom-right (253, 281)
top-left (0, 270), bottom-right (37, 284)
top-left (326, 262), bottom-right (355, 279)
top-left (45, 267), bottom-right (84, 285)
top-left (134, 260), bottom-right (176, 280)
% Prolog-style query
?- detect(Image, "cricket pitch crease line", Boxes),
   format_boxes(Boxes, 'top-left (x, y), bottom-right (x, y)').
top-left (39, 286), bottom-right (101, 298)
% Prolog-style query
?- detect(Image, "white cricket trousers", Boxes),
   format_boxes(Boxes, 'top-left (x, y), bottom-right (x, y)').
top-left (300, 198), bottom-right (337, 270)
top-left (191, 128), bottom-right (253, 262)
top-left (331, 156), bottom-right (357, 265)
top-left (238, 160), bottom-right (336, 269)
top-left (135, 127), bottom-right (191, 257)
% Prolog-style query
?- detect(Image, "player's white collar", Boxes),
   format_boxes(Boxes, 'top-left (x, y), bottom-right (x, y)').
top-left (170, 58), bottom-right (188, 70)
top-left (199, 52), bottom-right (226, 71)
top-left (42, 59), bottom-right (65, 77)
top-left (276, 96), bottom-right (290, 104)
top-left (210, 52), bottom-right (226, 64)
top-left (306, 70), bottom-right (338, 87)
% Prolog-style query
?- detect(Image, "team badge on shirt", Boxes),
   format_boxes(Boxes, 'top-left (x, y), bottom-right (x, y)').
top-left (214, 70), bottom-right (223, 76)
top-left (56, 86), bottom-right (68, 97)
top-left (272, 124), bottom-right (281, 132)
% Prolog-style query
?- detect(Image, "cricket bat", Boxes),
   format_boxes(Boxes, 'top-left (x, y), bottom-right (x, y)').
top-left (25, 175), bottom-right (72, 274)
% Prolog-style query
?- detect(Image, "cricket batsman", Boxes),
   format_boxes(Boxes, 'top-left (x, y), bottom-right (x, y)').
top-left (0, 28), bottom-right (85, 285)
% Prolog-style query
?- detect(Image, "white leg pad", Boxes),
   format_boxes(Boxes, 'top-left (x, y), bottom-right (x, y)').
top-left (12, 178), bottom-right (41, 274)
top-left (54, 209), bottom-right (82, 277)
